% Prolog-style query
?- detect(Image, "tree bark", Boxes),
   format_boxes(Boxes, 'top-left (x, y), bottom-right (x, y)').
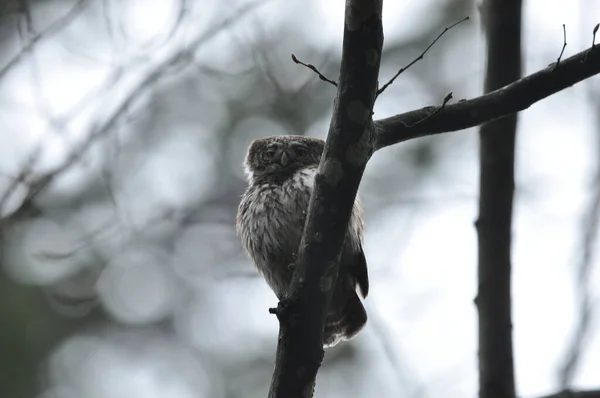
top-left (267, 1), bottom-right (383, 397)
top-left (475, 2), bottom-right (521, 398)
top-left (374, 45), bottom-right (600, 149)
top-left (265, 1), bottom-right (600, 396)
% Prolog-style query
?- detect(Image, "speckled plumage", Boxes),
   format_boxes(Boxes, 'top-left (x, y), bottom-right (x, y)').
top-left (236, 135), bottom-right (369, 347)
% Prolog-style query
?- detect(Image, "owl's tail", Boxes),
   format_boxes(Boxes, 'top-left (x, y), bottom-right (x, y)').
top-left (323, 282), bottom-right (367, 348)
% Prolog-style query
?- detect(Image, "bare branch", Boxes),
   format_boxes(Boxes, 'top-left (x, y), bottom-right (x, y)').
top-left (291, 53), bottom-right (337, 87)
top-left (268, 0), bottom-right (383, 396)
top-left (374, 42), bottom-right (600, 149)
top-left (554, 24), bottom-right (567, 71)
top-left (0, 0), bottom-right (89, 82)
top-left (0, 146), bottom-right (42, 216)
top-left (405, 91), bottom-right (453, 127)
top-left (17, 0), bottom-right (35, 41)
top-left (377, 16), bottom-right (469, 96)
top-left (541, 390), bottom-right (600, 398)
top-left (1, 0), bottom-right (270, 221)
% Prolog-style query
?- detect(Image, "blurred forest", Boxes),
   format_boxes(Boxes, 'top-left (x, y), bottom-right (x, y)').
top-left (0, 0), bottom-right (598, 398)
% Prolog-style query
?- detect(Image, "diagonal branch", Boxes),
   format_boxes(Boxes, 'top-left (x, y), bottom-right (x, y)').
top-left (0, 0), bottom-right (89, 82)
top-left (291, 53), bottom-right (338, 87)
top-left (0, 0), bottom-right (270, 220)
top-left (553, 24), bottom-right (567, 70)
top-left (374, 42), bottom-right (600, 149)
top-left (541, 390), bottom-right (600, 398)
top-left (267, 0), bottom-right (383, 397)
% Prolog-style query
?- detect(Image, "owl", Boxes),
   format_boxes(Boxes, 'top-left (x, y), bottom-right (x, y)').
top-left (236, 135), bottom-right (369, 347)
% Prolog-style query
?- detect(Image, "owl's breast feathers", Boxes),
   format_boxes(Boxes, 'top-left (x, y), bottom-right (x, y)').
top-left (236, 165), bottom-right (368, 300)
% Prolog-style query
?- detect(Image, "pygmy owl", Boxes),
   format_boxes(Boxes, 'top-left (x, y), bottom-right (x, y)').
top-left (236, 135), bottom-right (369, 347)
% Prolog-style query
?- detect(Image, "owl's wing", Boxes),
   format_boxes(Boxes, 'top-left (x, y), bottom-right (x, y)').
top-left (350, 246), bottom-right (369, 298)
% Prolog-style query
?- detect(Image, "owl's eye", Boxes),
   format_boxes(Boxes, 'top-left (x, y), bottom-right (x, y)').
top-left (294, 145), bottom-right (307, 156)
top-left (263, 148), bottom-right (276, 160)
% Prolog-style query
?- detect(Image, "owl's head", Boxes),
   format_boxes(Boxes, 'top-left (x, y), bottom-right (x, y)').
top-left (244, 135), bottom-right (324, 182)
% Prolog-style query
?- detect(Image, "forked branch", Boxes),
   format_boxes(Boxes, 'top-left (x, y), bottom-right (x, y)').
top-left (553, 24), bottom-right (567, 71)
top-left (374, 42), bottom-right (600, 149)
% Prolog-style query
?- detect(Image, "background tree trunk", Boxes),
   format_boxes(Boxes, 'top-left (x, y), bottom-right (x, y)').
top-left (475, 2), bottom-right (522, 398)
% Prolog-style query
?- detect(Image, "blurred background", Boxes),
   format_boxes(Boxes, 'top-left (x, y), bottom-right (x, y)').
top-left (0, 0), bottom-right (599, 397)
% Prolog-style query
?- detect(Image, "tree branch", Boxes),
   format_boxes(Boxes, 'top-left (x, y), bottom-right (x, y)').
top-left (0, 0), bottom-right (89, 82)
top-left (374, 42), bottom-right (600, 149)
top-left (291, 53), bottom-right (338, 87)
top-left (0, 0), bottom-right (269, 220)
top-left (475, 1), bottom-right (521, 398)
top-left (541, 390), bottom-right (600, 398)
top-left (267, 0), bottom-right (383, 397)
top-left (553, 24), bottom-right (567, 71)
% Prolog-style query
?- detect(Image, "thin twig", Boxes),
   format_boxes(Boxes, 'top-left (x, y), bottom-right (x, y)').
top-left (291, 53), bottom-right (338, 87)
top-left (402, 92), bottom-right (453, 128)
top-left (377, 16), bottom-right (469, 96)
top-left (554, 24), bottom-right (567, 71)
top-left (0, 147), bottom-right (41, 216)
top-left (374, 41), bottom-right (600, 150)
top-left (26, 1), bottom-right (265, 192)
top-left (0, 0), bottom-right (89, 82)
top-left (1, 0), bottom-right (270, 222)
top-left (17, 0), bottom-right (35, 41)
top-left (583, 23), bottom-right (599, 62)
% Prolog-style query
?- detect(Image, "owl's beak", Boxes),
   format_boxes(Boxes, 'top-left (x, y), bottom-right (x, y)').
top-left (280, 151), bottom-right (289, 167)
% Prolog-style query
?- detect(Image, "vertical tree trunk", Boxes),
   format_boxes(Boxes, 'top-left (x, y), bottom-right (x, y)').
top-left (475, 2), bottom-right (522, 398)
top-left (267, 1), bottom-right (383, 397)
